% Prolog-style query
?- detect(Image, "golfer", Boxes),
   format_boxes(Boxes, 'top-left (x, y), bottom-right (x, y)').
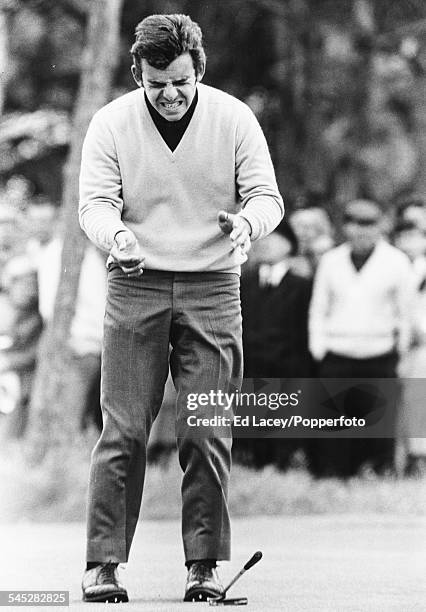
top-left (79, 13), bottom-right (283, 603)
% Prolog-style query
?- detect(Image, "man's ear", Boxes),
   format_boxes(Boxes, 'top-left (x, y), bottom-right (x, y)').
top-left (131, 64), bottom-right (142, 87)
top-left (196, 62), bottom-right (206, 82)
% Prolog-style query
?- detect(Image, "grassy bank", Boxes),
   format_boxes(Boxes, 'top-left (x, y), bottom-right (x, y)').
top-left (0, 441), bottom-right (424, 522)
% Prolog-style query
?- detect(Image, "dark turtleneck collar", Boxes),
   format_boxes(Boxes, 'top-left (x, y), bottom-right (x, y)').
top-left (144, 89), bottom-right (198, 151)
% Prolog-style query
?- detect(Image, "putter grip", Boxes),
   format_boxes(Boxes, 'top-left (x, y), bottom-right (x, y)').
top-left (244, 551), bottom-right (262, 570)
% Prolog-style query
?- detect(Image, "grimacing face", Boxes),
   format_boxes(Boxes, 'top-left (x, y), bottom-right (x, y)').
top-left (132, 52), bottom-right (204, 122)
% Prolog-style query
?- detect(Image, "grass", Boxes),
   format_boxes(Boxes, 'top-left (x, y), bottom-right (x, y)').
top-left (0, 439), bottom-right (424, 522)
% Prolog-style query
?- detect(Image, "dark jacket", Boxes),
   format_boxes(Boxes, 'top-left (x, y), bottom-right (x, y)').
top-left (240, 267), bottom-right (313, 378)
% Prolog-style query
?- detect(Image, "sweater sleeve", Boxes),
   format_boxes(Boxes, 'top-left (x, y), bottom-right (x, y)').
top-left (235, 105), bottom-right (284, 241)
top-left (79, 110), bottom-right (128, 252)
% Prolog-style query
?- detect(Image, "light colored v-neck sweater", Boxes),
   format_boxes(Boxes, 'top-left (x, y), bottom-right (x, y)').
top-left (79, 83), bottom-right (284, 273)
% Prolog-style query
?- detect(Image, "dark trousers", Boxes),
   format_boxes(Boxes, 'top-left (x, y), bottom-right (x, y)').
top-left (86, 268), bottom-right (243, 563)
top-left (310, 351), bottom-right (398, 477)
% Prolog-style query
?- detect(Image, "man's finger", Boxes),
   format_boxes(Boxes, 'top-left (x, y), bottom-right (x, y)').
top-left (234, 236), bottom-right (251, 255)
top-left (114, 230), bottom-right (141, 260)
top-left (230, 225), bottom-right (245, 242)
top-left (122, 267), bottom-right (144, 277)
top-left (115, 232), bottom-right (136, 250)
top-left (218, 210), bottom-right (234, 234)
top-left (117, 255), bottom-right (145, 265)
top-left (121, 259), bottom-right (145, 273)
top-left (231, 227), bottom-right (249, 247)
top-left (124, 270), bottom-right (144, 277)
top-left (111, 229), bottom-right (145, 270)
top-left (121, 264), bottom-right (145, 273)
top-left (110, 250), bottom-right (145, 266)
top-left (242, 236), bottom-right (251, 253)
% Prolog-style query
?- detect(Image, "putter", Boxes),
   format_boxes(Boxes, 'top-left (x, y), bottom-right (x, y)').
top-left (209, 551), bottom-right (263, 606)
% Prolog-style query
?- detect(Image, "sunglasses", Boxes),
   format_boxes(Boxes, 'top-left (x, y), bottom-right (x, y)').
top-left (343, 214), bottom-right (379, 227)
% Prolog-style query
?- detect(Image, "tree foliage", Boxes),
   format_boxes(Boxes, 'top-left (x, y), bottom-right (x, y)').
top-left (1, 0), bottom-right (425, 210)
top-left (0, 0), bottom-right (426, 452)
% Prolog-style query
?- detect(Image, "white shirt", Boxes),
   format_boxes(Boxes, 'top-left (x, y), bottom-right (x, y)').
top-left (309, 240), bottom-right (416, 360)
top-left (258, 261), bottom-right (289, 287)
top-left (38, 238), bottom-right (107, 356)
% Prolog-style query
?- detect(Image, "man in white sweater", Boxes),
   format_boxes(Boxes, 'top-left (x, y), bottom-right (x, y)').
top-left (79, 14), bottom-right (283, 603)
top-left (309, 199), bottom-right (416, 476)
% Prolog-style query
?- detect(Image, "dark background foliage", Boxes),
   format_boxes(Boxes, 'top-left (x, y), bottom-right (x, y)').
top-left (2, 0), bottom-right (426, 212)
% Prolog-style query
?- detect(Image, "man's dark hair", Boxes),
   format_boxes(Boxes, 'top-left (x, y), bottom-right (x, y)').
top-left (396, 194), bottom-right (426, 219)
top-left (393, 219), bottom-right (420, 236)
top-left (130, 14), bottom-right (206, 82)
top-left (274, 219), bottom-right (299, 256)
top-left (344, 199), bottom-right (383, 215)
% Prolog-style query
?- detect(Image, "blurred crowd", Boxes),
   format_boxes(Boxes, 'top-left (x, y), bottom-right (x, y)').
top-left (238, 196), bottom-right (426, 478)
top-left (0, 176), bottom-right (106, 437)
top-left (0, 177), bottom-right (425, 478)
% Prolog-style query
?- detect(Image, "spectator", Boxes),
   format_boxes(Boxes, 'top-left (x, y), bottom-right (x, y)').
top-left (396, 195), bottom-right (426, 233)
top-left (289, 207), bottom-right (334, 277)
top-left (0, 205), bottom-right (19, 272)
top-left (37, 237), bottom-right (107, 432)
top-left (0, 255), bottom-right (43, 437)
top-left (237, 220), bottom-right (313, 469)
top-left (393, 220), bottom-right (426, 475)
top-left (309, 199), bottom-right (417, 477)
top-left (24, 202), bottom-right (58, 259)
top-left (242, 219), bottom-right (312, 378)
top-left (393, 219), bottom-right (426, 285)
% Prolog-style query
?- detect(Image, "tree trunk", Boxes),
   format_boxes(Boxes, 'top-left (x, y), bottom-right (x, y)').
top-left (28, 0), bottom-right (124, 461)
top-left (300, 2), bottom-right (330, 197)
top-left (413, 62), bottom-right (426, 195)
top-left (333, 0), bottom-right (376, 206)
top-left (0, 8), bottom-right (8, 116)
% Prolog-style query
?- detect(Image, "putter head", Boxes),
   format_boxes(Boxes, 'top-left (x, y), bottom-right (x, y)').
top-left (208, 593), bottom-right (225, 603)
top-left (209, 597), bottom-right (248, 606)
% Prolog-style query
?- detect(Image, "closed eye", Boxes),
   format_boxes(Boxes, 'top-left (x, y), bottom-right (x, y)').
top-left (147, 79), bottom-right (191, 88)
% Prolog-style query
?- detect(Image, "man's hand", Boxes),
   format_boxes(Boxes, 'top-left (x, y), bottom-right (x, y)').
top-left (110, 230), bottom-right (145, 277)
top-left (218, 210), bottom-right (252, 255)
